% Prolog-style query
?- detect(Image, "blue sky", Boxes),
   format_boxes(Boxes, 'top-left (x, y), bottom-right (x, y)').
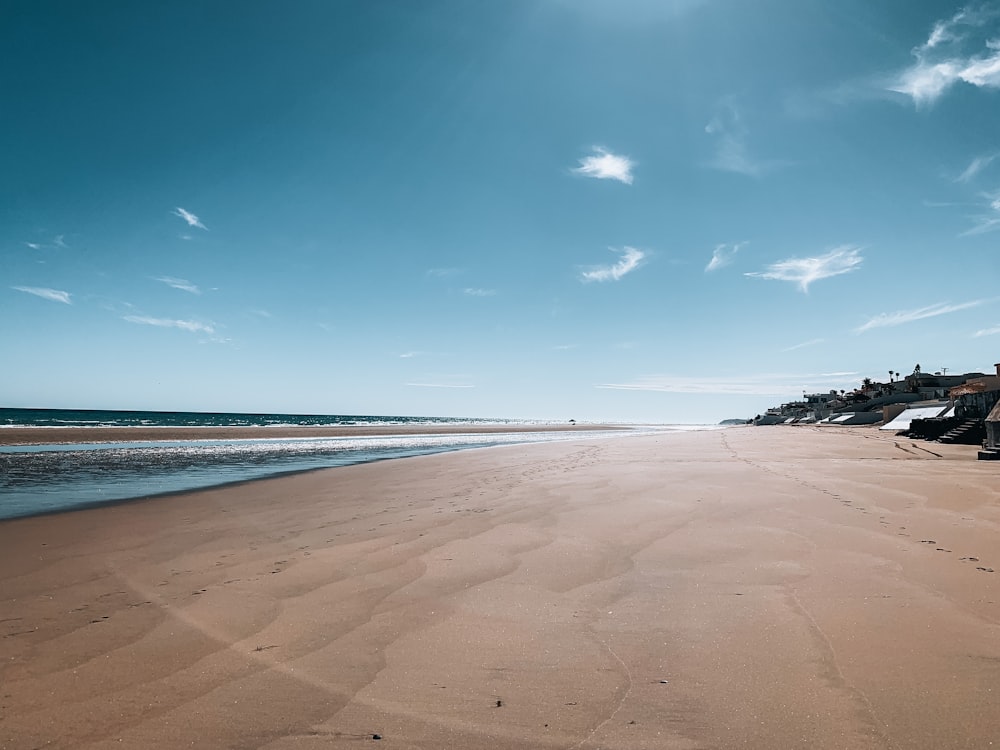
top-left (3, 1), bottom-right (1000, 423)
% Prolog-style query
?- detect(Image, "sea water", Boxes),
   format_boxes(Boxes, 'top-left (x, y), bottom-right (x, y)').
top-left (0, 407), bottom-right (523, 429)
top-left (0, 408), bottom-right (659, 520)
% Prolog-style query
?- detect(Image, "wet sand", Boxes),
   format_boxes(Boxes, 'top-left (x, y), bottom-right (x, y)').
top-left (1, 426), bottom-right (998, 749)
top-left (0, 422), bottom-right (618, 447)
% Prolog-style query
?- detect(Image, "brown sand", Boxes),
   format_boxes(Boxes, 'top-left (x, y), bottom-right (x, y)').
top-left (1, 426), bottom-right (998, 749)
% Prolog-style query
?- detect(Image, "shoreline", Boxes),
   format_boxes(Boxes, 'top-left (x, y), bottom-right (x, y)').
top-left (0, 421), bottom-right (632, 447)
top-left (2, 427), bottom-right (996, 748)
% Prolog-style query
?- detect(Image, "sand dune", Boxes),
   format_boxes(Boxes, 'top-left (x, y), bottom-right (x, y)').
top-left (1, 426), bottom-right (998, 748)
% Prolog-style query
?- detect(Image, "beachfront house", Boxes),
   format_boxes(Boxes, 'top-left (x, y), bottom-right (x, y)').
top-left (982, 400), bottom-right (1000, 460)
top-left (951, 364), bottom-right (1000, 419)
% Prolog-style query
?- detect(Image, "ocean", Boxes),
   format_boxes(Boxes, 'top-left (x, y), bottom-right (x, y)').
top-left (0, 408), bottom-right (660, 521)
top-left (0, 407), bottom-right (518, 429)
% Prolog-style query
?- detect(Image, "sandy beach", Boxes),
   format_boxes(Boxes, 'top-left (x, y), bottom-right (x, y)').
top-left (2, 426), bottom-right (998, 749)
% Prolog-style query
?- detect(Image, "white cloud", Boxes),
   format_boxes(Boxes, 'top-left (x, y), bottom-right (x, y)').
top-left (553, 344), bottom-right (578, 350)
top-left (596, 371), bottom-right (858, 397)
top-left (172, 207), bottom-right (208, 230)
top-left (956, 152), bottom-right (999, 182)
top-left (11, 286), bottom-right (72, 304)
top-left (781, 338), bottom-right (825, 352)
top-left (973, 324), bottom-right (1000, 337)
top-left (155, 276), bottom-right (201, 294)
top-left (123, 315), bottom-right (215, 334)
top-left (572, 147), bottom-right (635, 185)
top-left (890, 9), bottom-right (1000, 106)
top-left (745, 245), bottom-right (863, 292)
top-left (705, 242), bottom-right (745, 272)
top-left (704, 104), bottom-right (784, 177)
top-left (426, 267), bottom-right (462, 278)
top-left (856, 300), bottom-right (986, 333)
top-left (961, 216), bottom-right (1000, 236)
top-left (24, 242), bottom-right (41, 250)
top-left (405, 382), bottom-right (474, 388)
top-left (53, 235), bottom-right (67, 248)
top-left (960, 189), bottom-right (1000, 235)
top-left (580, 246), bottom-right (646, 282)
top-left (463, 288), bottom-right (497, 297)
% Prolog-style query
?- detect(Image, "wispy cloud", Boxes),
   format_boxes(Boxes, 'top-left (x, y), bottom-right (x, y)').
top-left (123, 315), bottom-right (215, 334)
top-left (405, 382), bottom-right (474, 388)
top-left (959, 191), bottom-right (1000, 235)
top-left (889, 8), bottom-right (1000, 106)
top-left (580, 246), bottom-right (646, 283)
top-left (745, 245), bottom-right (863, 292)
top-left (781, 338), bottom-right (825, 352)
top-left (155, 276), bottom-right (201, 294)
top-left (11, 286), bottom-right (72, 304)
top-left (172, 207), bottom-right (208, 230)
top-left (705, 242), bottom-right (745, 272)
top-left (553, 344), bottom-right (578, 351)
top-left (956, 152), bottom-right (999, 182)
top-left (856, 300), bottom-right (986, 333)
top-left (973, 323), bottom-right (1000, 337)
top-left (596, 371), bottom-right (858, 397)
top-left (23, 234), bottom-right (68, 251)
top-left (463, 288), bottom-right (496, 297)
top-left (426, 267), bottom-right (462, 278)
top-left (704, 103), bottom-right (784, 177)
top-left (572, 146), bottom-right (635, 185)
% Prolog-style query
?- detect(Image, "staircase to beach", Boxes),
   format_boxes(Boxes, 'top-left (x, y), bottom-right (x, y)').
top-left (936, 419), bottom-right (985, 445)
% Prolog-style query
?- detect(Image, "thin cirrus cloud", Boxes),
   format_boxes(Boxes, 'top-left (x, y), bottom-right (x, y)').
top-left (11, 286), bottom-right (72, 304)
top-left (123, 315), bottom-right (215, 334)
top-left (745, 245), bottom-right (863, 292)
top-left (572, 146), bottom-right (635, 185)
top-left (463, 288), bottom-right (497, 297)
top-left (405, 382), bottom-right (474, 388)
top-left (155, 276), bottom-right (201, 294)
top-left (580, 246), bottom-right (646, 283)
top-left (172, 207), bottom-right (208, 230)
top-left (704, 103), bottom-right (784, 177)
top-left (960, 192), bottom-right (1000, 236)
top-left (956, 152), bottom-right (999, 183)
top-left (856, 300), bottom-right (986, 333)
top-left (596, 371), bottom-right (858, 397)
top-left (426, 267), bottom-right (462, 278)
top-left (974, 324), bottom-right (1000, 337)
top-left (781, 338), bottom-right (825, 352)
top-left (889, 8), bottom-right (1000, 106)
top-left (705, 242), bottom-right (746, 272)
